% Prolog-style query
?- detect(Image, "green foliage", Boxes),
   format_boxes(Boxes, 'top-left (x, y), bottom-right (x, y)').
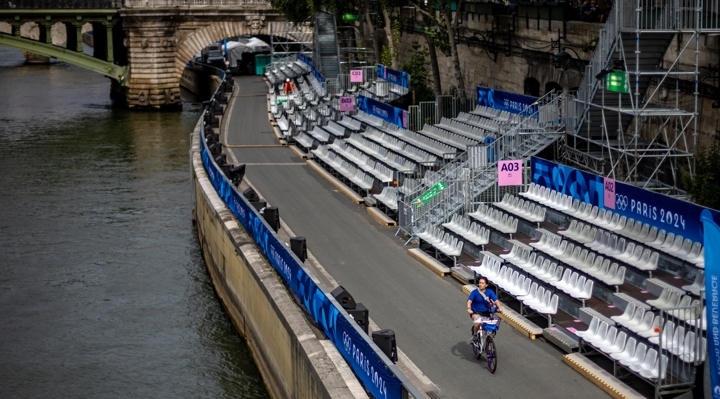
top-left (268, 0), bottom-right (356, 24)
top-left (380, 45), bottom-right (393, 67)
top-left (400, 42), bottom-right (435, 103)
top-left (683, 143), bottom-right (720, 209)
top-left (423, 21), bottom-right (451, 56)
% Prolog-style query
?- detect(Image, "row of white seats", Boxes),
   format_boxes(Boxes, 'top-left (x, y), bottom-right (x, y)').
top-left (416, 226), bottom-right (464, 262)
top-left (419, 124), bottom-right (479, 151)
top-left (654, 320), bottom-right (707, 363)
top-left (435, 117), bottom-right (488, 142)
top-left (587, 230), bottom-right (660, 271)
top-left (494, 193), bottom-right (546, 224)
top-left (541, 233), bottom-right (658, 273)
top-left (647, 287), bottom-right (702, 313)
top-left (558, 219), bottom-right (597, 244)
top-left (521, 183), bottom-right (704, 268)
top-left (336, 115), bottom-right (363, 132)
top-left (328, 139), bottom-right (393, 184)
top-left (535, 238), bottom-right (630, 285)
top-left (610, 303), bottom-right (660, 340)
top-left (455, 111), bottom-right (502, 133)
top-left (487, 265), bottom-right (559, 316)
top-left (470, 104), bottom-right (519, 124)
top-left (442, 214), bottom-right (490, 247)
top-left (363, 127), bottom-right (438, 165)
top-left (502, 243), bottom-right (595, 299)
top-left (373, 187), bottom-right (398, 211)
top-left (468, 204), bottom-right (519, 235)
top-left (394, 129), bottom-right (458, 159)
top-left (310, 146), bottom-right (374, 191)
top-left (346, 134), bottom-right (417, 173)
top-left (577, 318), bottom-right (668, 380)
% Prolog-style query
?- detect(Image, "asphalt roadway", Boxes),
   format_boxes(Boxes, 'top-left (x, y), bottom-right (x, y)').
top-left (222, 75), bottom-right (611, 399)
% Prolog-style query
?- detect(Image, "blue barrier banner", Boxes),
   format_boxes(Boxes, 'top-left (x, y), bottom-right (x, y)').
top-left (701, 210), bottom-right (720, 399)
top-left (200, 142), bottom-right (402, 399)
top-left (357, 95), bottom-right (406, 129)
top-left (377, 65), bottom-right (410, 89)
top-left (531, 157), bottom-right (715, 243)
top-left (297, 52), bottom-right (325, 83)
top-left (476, 86), bottom-right (538, 116)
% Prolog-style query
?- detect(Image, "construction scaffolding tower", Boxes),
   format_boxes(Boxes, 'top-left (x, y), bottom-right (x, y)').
top-left (268, 20), bottom-right (314, 63)
top-left (562, 0), bottom-right (720, 197)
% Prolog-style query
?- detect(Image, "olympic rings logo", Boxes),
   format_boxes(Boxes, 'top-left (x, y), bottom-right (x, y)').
top-left (615, 194), bottom-right (629, 210)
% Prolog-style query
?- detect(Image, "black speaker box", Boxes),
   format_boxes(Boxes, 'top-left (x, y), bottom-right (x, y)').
top-left (243, 187), bottom-right (260, 203)
top-left (347, 303), bottom-right (369, 334)
top-left (331, 286), bottom-right (356, 310)
top-left (372, 329), bottom-right (397, 362)
top-left (290, 236), bottom-right (307, 262)
top-left (251, 200), bottom-right (267, 212)
top-left (263, 206), bottom-right (279, 232)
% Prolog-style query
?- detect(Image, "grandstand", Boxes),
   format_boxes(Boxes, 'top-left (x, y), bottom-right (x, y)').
top-left (262, 52), bottom-right (711, 397)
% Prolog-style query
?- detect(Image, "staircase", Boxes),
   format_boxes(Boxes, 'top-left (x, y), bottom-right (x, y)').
top-left (399, 93), bottom-right (568, 238)
top-left (312, 13), bottom-right (341, 81)
top-left (566, 0), bottom-right (713, 184)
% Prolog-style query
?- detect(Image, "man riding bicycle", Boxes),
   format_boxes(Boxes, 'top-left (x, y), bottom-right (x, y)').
top-left (467, 276), bottom-right (504, 340)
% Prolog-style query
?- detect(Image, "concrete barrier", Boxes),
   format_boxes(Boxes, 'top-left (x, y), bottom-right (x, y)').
top-left (191, 124), bottom-right (367, 399)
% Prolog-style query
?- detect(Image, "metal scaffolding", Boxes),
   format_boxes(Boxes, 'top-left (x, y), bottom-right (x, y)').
top-left (563, 0), bottom-right (720, 197)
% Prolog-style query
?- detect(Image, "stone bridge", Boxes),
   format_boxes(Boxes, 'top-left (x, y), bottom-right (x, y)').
top-left (0, 1), bottom-right (312, 109)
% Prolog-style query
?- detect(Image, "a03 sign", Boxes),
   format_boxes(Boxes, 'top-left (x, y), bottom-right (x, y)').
top-left (497, 160), bottom-right (523, 186)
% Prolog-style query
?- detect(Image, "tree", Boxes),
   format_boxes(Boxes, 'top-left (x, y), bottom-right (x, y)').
top-left (683, 143), bottom-right (720, 210)
top-left (401, 41), bottom-right (435, 104)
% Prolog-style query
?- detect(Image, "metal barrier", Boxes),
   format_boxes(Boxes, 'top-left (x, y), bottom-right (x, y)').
top-left (654, 304), bottom-right (705, 398)
top-left (396, 91), bottom-right (565, 239)
top-left (618, 0), bottom-right (720, 31)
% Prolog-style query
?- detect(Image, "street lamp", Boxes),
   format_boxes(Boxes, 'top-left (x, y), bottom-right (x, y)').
top-left (553, 47), bottom-right (582, 69)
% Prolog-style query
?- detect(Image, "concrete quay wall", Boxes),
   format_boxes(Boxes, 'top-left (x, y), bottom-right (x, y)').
top-left (190, 123), bottom-right (366, 399)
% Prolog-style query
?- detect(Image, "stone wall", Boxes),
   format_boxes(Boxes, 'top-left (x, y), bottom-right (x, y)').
top-left (190, 121), bottom-right (366, 399)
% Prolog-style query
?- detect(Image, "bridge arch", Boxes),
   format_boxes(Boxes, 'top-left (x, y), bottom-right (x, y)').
top-left (174, 20), bottom-right (312, 80)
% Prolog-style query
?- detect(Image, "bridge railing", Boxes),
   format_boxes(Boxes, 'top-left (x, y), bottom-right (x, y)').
top-left (1, 0), bottom-right (122, 8)
top-left (123, 0), bottom-right (269, 6)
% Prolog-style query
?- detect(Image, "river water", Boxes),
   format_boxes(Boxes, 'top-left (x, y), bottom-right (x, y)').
top-left (0, 46), bottom-right (270, 399)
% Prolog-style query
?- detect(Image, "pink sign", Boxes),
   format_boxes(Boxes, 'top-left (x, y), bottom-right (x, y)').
top-left (497, 160), bottom-right (523, 186)
top-left (350, 69), bottom-right (363, 83)
top-left (402, 110), bottom-right (408, 129)
top-left (604, 177), bottom-right (616, 209)
top-left (338, 96), bottom-right (354, 112)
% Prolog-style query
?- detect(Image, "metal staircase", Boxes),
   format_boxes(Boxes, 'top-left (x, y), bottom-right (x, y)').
top-left (312, 13), bottom-right (341, 81)
top-left (563, 0), bottom-right (720, 194)
top-left (397, 92), bottom-right (571, 238)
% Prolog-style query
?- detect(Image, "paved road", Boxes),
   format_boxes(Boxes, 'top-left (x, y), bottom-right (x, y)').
top-left (223, 76), bottom-right (610, 399)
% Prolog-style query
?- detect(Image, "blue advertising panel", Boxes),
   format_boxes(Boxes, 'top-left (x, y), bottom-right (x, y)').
top-left (377, 65), bottom-right (411, 89)
top-left (200, 139), bottom-right (402, 399)
top-left (297, 52), bottom-right (325, 83)
top-left (530, 157), bottom-right (719, 244)
top-left (476, 86), bottom-right (538, 117)
top-left (701, 210), bottom-right (720, 399)
top-left (357, 95), bottom-right (407, 129)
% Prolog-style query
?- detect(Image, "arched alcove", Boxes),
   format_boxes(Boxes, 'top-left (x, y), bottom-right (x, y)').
top-left (524, 77), bottom-right (540, 97)
top-left (545, 81), bottom-right (563, 95)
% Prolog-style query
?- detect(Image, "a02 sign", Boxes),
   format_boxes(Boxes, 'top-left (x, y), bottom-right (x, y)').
top-left (498, 160), bottom-right (523, 186)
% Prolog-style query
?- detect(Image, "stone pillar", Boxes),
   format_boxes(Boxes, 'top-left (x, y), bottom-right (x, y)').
top-left (121, 15), bottom-right (182, 110)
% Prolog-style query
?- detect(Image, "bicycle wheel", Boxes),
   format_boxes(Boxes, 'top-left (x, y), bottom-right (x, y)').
top-left (471, 335), bottom-right (482, 359)
top-left (485, 336), bottom-right (497, 373)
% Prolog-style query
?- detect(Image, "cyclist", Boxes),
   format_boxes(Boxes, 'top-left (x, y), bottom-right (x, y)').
top-left (467, 276), bottom-right (504, 341)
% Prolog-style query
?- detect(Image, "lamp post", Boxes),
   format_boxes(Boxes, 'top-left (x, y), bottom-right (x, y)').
top-left (553, 47), bottom-right (582, 70)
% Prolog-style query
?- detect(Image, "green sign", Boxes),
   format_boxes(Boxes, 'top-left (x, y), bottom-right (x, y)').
top-left (342, 13), bottom-right (360, 22)
top-left (605, 71), bottom-right (630, 94)
top-left (276, 95), bottom-right (288, 104)
top-left (414, 181), bottom-right (447, 207)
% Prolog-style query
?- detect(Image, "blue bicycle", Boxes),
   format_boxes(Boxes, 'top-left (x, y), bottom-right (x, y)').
top-left (471, 315), bottom-right (500, 373)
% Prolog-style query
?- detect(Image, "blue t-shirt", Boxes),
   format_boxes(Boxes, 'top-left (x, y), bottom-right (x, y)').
top-left (468, 288), bottom-right (498, 314)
